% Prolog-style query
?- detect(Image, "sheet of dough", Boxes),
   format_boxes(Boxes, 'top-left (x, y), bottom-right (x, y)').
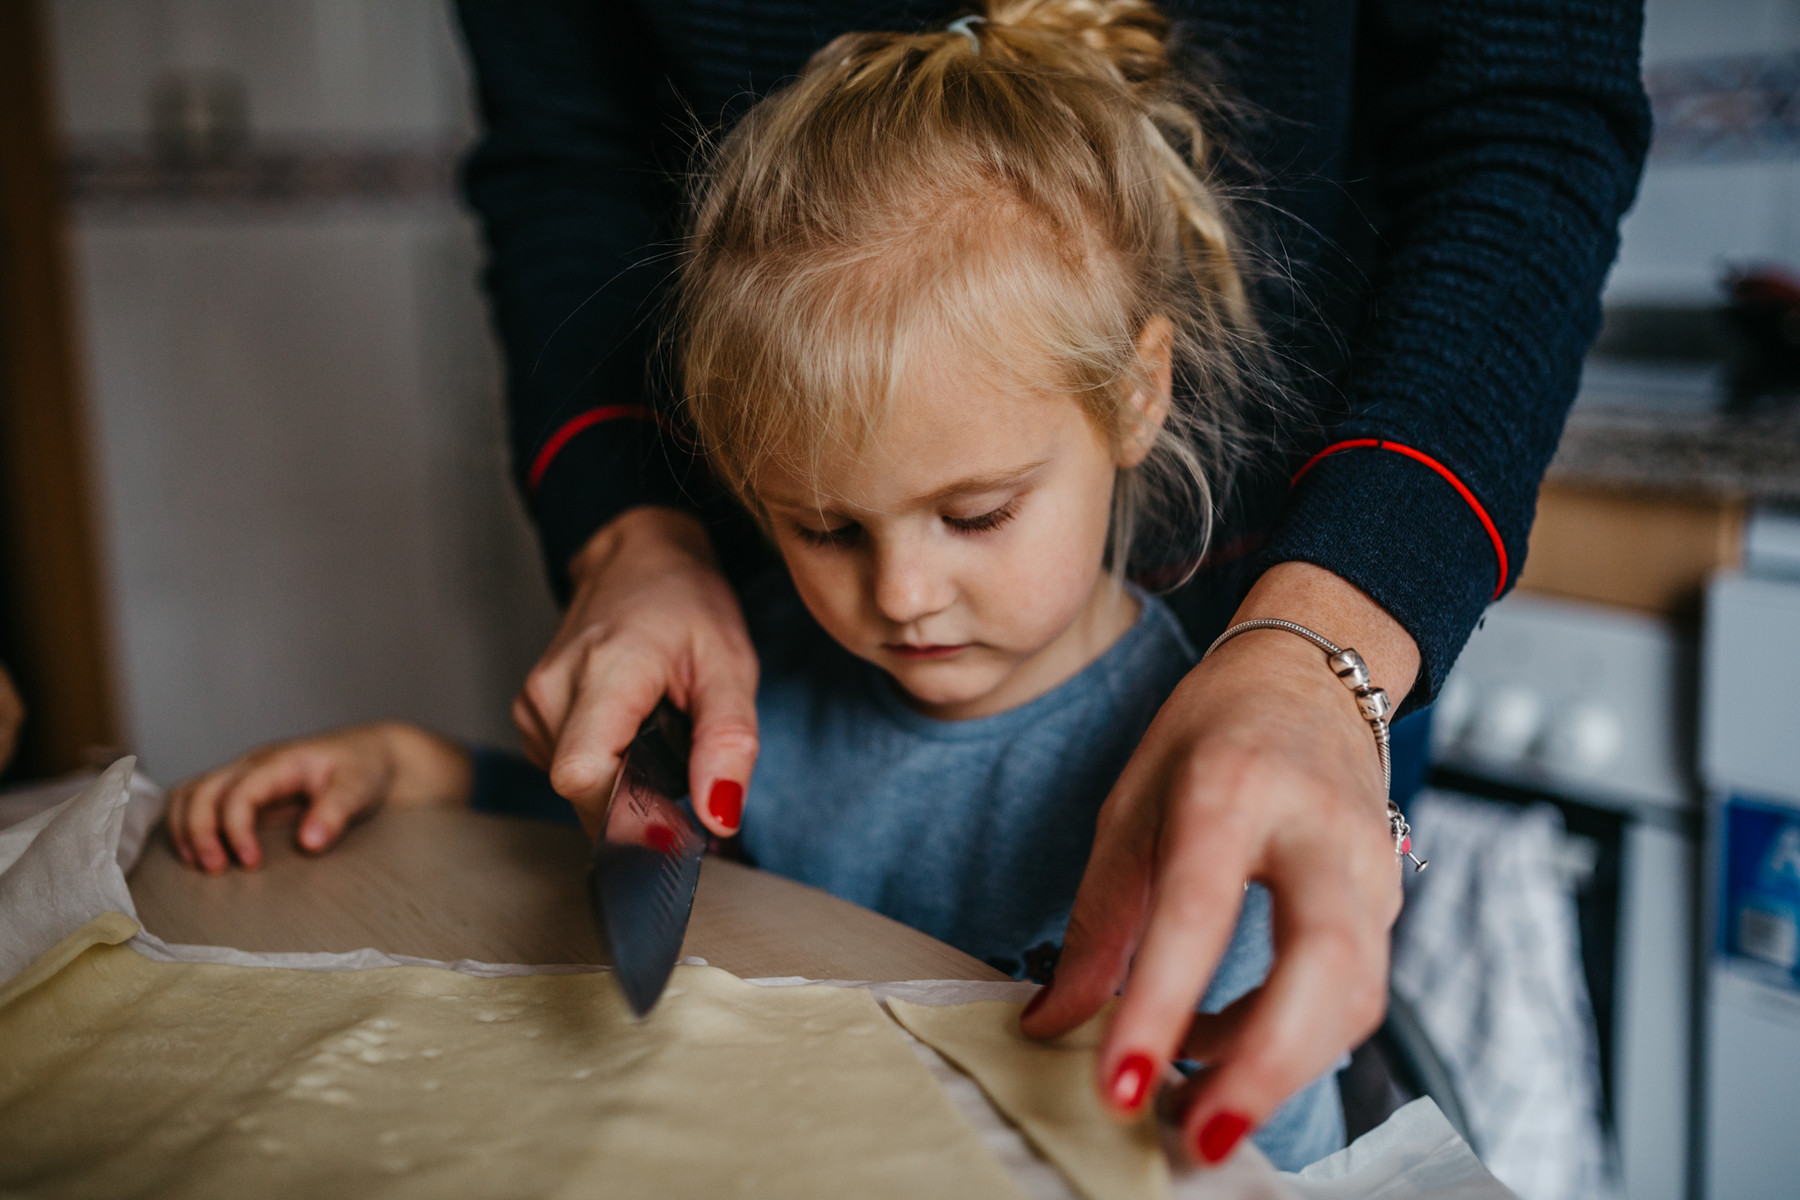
top-left (891, 997), bottom-right (1170, 1200)
top-left (0, 915), bottom-right (1023, 1200)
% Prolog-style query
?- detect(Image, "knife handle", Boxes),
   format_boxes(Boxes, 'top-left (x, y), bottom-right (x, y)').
top-left (626, 699), bottom-right (693, 800)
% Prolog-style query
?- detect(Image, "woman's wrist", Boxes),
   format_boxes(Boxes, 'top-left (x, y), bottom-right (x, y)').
top-left (1231, 562), bottom-right (1421, 705)
top-left (569, 505), bottom-right (718, 586)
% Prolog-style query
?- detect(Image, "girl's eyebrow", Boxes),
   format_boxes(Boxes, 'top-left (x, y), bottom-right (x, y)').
top-left (917, 460), bottom-right (1050, 506)
top-left (761, 460), bottom-right (1050, 514)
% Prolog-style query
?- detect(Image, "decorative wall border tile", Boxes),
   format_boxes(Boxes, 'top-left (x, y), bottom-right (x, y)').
top-left (62, 137), bottom-right (465, 208)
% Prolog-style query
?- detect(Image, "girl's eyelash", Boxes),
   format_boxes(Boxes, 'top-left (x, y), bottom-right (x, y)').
top-left (944, 500), bottom-right (1019, 534)
top-left (791, 501), bottom-right (1017, 544)
top-left (793, 521), bottom-right (860, 547)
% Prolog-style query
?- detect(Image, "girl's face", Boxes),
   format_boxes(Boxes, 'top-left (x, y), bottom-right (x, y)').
top-left (755, 325), bottom-right (1171, 721)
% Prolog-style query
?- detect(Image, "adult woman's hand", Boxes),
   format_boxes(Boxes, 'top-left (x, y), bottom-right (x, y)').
top-left (1020, 561), bottom-right (1418, 1164)
top-left (513, 505), bottom-right (759, 837)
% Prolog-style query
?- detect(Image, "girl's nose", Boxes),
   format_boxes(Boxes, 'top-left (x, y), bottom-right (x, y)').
top-left (870, 538), bottom-right (954, 627)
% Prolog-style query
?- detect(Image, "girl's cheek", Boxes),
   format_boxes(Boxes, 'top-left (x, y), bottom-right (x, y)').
top-left (982, 514), bottom-right (1102, 635)
top-left (782, 547), bottom-right (869, 641)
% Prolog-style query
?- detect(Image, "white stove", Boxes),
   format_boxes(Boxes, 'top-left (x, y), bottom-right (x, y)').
top-left (1432, 590), bottom-right (1700, 1200)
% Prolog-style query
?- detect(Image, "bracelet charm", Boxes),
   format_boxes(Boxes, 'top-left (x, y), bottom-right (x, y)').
top-left (1203, 618), bottom-right (1427, 872)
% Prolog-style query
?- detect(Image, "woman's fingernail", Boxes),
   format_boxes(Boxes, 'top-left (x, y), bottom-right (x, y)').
top-left (1196, 1111), bottom-right (1252, 1164)
top-left (1021, 985), bottom-right (1052, 1020)
top-left (707, 780), bottom-right (744, 832)
top-left (1108, 1052), bottom-right (1155, 1113)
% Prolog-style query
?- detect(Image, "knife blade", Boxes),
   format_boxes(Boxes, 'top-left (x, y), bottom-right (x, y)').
top-left (587, 699), bottom-right (703, 1017)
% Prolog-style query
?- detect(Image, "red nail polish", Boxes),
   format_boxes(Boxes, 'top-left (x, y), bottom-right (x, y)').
top-left (645, 824), bottom-right (679, 855)
top-left (1109, 1053), bottom-right (1155, 1113)
top-left (707, 779), bottom-right (743, 831)
top-left (1022, 985), bottom-right (1052, 1019)
top-left (1196, 1111), bottom-right (1251, 1164)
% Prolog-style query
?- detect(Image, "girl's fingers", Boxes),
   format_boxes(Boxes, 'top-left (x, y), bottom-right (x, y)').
top-left (296, 777), bottom-right (372, 853)
top-left (215, 755), bottom-right (314, 869)
top-left (179, 767), bottom-right (247, 874)
top-left (165, 782), bottom-right (196, 865)
top-left (686, 641), bottom-right (759, 837)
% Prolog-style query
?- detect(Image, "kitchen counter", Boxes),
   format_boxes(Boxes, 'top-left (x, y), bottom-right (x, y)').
top-left (1550, 361), bottom-right (1800, 501)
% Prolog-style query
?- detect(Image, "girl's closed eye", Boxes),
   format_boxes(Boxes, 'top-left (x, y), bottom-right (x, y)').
top-left (792, 519), bottom-right (862, 548)
top-left (943, 499), bottom-right (1020, 535)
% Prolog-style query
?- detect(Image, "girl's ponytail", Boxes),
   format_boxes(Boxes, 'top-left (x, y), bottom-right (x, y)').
top-left (977, 1), bottom-right (1254, 335)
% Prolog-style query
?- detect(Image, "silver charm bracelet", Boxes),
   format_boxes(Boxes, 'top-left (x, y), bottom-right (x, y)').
top-left (1202, 618), bottom-right (1426, 872)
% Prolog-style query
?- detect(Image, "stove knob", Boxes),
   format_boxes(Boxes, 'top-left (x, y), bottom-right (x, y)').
top-left (1539, 701), bottom-right (1622, 777)
top-left (1466, 685), bottom-right (1543, 766)
top-left (1432, 674), bottom-right (1476, 748)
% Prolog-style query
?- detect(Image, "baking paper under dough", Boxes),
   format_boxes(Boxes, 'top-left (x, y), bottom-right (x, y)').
top-left (890, 997), bottom-right (1170, 1200)
top-left (0, 916), bottom-right (1022, 1200)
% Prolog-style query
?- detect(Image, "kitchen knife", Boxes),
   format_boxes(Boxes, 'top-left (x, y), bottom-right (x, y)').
top-left (587, 699), bottom-right (703, 1017)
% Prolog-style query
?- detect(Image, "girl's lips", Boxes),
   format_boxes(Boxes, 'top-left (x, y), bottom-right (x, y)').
top-left (883, 642), bottom-right (970, 661)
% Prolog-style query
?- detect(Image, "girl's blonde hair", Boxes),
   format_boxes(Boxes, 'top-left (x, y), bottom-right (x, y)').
top-left (676, 0), bottom-right (1271, 577)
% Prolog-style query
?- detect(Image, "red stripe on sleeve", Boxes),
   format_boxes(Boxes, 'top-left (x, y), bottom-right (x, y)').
top-left (1290, 439), bottom-right (1510, 599)
top-left (526, 405), bottom-right (660, 492)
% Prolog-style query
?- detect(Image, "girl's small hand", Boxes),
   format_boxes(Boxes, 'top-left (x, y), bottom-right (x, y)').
top-left (1020, 562), bottom-right (1417, 1164)
top-left (166, 722), bottom-right (471, 873)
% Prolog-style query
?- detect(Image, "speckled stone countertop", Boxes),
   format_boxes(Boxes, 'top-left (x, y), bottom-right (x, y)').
top-left (1547, 361), bottom-right (1800, 500)
top-left (1549, 405), bottom-right (1800, 500)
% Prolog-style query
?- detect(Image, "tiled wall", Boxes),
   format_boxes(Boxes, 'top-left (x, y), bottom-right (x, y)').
top-left (1608, 0), bottom-right (1800, 303)
top-left (50, 0), bottom-right (471, 139)
top-left (48, 0), bottom-right (555, 782)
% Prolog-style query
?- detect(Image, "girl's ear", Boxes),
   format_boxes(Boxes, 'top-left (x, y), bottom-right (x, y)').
top-left (1117, 315), bottom-right (1174, 469)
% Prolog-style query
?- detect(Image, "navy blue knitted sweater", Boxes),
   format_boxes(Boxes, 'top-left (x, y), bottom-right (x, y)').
top-left (453, 0), bottom-right (1649, 705)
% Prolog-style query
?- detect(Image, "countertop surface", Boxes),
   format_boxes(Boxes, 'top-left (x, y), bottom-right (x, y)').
top-left (1551, 402), bottom-right (1800, 500)
top-left (1551, 362), bottom-right (1800, 500)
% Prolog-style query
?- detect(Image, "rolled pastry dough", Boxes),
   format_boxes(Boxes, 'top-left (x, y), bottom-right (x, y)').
top-left (0, 915), bottom-right (1021, 1200)
top-left (890, 997), bottom-right (1170, 1200)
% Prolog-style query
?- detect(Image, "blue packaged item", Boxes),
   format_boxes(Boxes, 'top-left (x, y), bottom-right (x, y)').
top-left (1720, 798), bottom-right (1800, 990)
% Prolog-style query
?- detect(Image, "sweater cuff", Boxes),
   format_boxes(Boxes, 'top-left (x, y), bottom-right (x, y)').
top-left (525, 411), bottom-right (699, 602)
top-left (1256, 445), bottom-right (1508, 709)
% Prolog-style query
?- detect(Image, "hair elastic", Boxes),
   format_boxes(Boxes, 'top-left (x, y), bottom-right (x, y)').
top-left (946, 14), bottom-right (986, 53)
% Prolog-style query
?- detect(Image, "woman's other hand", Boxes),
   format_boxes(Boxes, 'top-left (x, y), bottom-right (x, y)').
top-left (1021, 561), bottom-right (1417, 1164)
top-left (166, 722), bottom-right (471, 873)
top-left (512, 506), bottom-right (759, 838)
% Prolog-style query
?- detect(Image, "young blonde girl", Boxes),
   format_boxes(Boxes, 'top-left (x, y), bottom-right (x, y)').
top-left (170, 0), bottom-right (1343, 1170)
